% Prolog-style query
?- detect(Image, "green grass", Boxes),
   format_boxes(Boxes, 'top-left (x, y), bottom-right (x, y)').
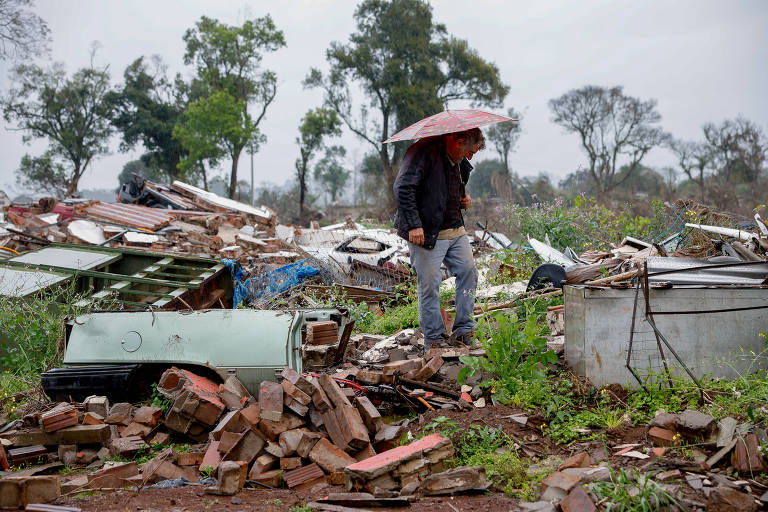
top-left (590, 468), bottom-right (681, 511)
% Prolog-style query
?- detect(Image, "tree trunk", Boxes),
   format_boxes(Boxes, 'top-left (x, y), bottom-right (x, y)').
top-left (229, 148), bottom-right (241, 199)
top-left (201, 163), bottom-right (209, 191)
top-left (299, 173), bottom-right (306, 221)
top-left (65, 169), bottom-right (81, 197)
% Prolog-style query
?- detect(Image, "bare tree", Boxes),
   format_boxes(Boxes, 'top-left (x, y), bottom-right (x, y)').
top-left (549, 85), bottom-right (668, 199)
top-left (669, 139), bottom-right (710, 201)
top-left (703, 116), bottom-right (767, 186)
top-left (0, 0), bottom-right (50, 61)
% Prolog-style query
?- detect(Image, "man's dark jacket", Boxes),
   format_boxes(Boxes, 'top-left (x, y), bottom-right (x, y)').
top-left (393, 136), bottom-right (472, 250)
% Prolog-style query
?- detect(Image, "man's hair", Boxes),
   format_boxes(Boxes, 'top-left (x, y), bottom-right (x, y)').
top-left (450, 127), bottom-right (486, 150)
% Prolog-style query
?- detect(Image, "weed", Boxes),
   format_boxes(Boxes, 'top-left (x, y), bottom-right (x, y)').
top-left (455, 424), bottom-right (513, 461)
top-left (264, 498), bottom-right (284, 506)
top-left (590, 468), bottom-right (681, 511)
top-left (460, 307), bottom-right (557, 400)
top-left (453, 449), bottom-right (538, 500)
top-left (200, 465), bottom-right (216, 479)
top-left (150, 385), bottom-right (172, 415)
top-left (422, 416), bottom-right (461, 438)
top-left (289, 505), bottom-right (314, 512)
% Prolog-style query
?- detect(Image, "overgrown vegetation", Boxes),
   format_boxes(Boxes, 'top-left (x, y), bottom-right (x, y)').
top-left (590, 468), bottom-right (681, 511)
top-left (0, 284), bottom-right (106, 412)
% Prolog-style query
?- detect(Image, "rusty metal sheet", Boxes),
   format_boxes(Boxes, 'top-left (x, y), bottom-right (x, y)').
top-left (80, 203), bottom-right (175, 230)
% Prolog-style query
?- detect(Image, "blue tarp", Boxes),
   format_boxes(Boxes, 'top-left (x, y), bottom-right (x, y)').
top-left (223, 258), bottom-right (321, 307)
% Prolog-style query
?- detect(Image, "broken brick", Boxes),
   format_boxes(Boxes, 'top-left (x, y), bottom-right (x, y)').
top-left (200, 440), bottom-right (222, 472)
top-left (318, 374), bottom-right (352, 408)
top-left (731, 433), bottom-right (765, 473)
top-left (259, 381), bottom-right (284, 422)
top-left (105, 402), bottom-right (132, 425)
top-left (218, 431), bottom-right (243, 454)
top-left (109, 435), bottom-right (148, 458)
top-left (121, 421), bottom-right (152, 438)
top-left (345, 433), bottom-right (452, 481)
top-left (281, 367), bottom-right (315, 396)
top-left (278, 428), bottom-right (305, 456)
top-left (296, 431), bottom-right (327, 458)
top-left (222, 429), bottom-right (265, 464)
top-left (356, 369), bottom-right (383, 385)
top-left (83, 395), bottom-right (110, 418)
top-left (239, 404), bottom-right (260, 426)
top-left (355, 396), bottom-right (383, 434)
top-left (280, 457), bottom-right (302, 471)
top-left (284, 462), bottom-right (325, 489)
top-left (132, 406), bottom-right (163, 427)
top-left (560, 486), bottom-right (597, 512)
top-left (309, 437), bottom-right (356, 473)
top-left (419, 465), bottom-right (487, 495)
top-left (250, 453), bottom-right (277, 477)
top-left (0, 475), bottom-right (60, 508)
top-left (258, 412), bottom-right (305, 441)
top-left (82, 412), bottom-right (104, 425)
top-left (282, 379), bottom-right (312, 406)
top-left (406, 356), bottom-right (443, 382)
top-left (382, 358), bottom-right (423, 379)
top-left (41, 404), bottom-right (78, 432)
top-left (87, 461), bottom-right (139, 488)
top-left (559, 451), bottom-right (591, 470)
top-left (250, 468), bottom-right (282, 488)
top-left (210, 460), bottom-right (243, 495)
top-left (218, 375), bottom-right (251, 410)
top-left (648, 426), bottom-right (676, 447)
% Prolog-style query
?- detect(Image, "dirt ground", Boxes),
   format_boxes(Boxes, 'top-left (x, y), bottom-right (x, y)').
top-left (56, 486), bottom-right (521, 512)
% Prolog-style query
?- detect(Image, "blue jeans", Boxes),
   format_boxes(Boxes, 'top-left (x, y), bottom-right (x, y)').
top-left (409, 235), bottom-right (478, 348)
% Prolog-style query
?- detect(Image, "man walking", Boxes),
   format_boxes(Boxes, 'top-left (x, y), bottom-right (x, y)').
top-left (393, 128), bottom-right (485, 349)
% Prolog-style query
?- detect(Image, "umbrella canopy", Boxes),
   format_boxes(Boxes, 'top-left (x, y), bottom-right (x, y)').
top-left (382, 109), bottom-right (517, 144)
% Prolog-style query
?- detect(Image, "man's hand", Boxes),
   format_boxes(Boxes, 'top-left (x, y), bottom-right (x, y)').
top-left (408, 227), bottom-right (425, 246)
top-left (460, 193), bottom-right (472, 210)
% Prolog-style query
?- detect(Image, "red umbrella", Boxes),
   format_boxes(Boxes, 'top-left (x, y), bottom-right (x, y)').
top-left (382, 109), bottom-right (517, 144)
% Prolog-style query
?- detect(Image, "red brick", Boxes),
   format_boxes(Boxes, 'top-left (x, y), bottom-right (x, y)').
top-left (356, 369), bottom-right (382, 385)
top-left (318, 374), bottom-right (352, 408)
top-left (296, 431), bottom-right (327, 458)
top-left (239, 404), bottom-right (260, 426)
top-left (258, 412), bottom-right (305, 441)
top-left (282, 379), bottom-right (312, 406)
top-left (382, 359), bottom-right (423, 379)
top-left (309, 438), bottom-right (357, 473)
top-left (541, 471), bottom-right (581, 492)
top-left (250, 468), bottom-right (282, 488)
top-left (335, 405), bottom-right (372, 452)
top-left (281, 367), bottom-right (315, 396)
top-left (279, 428), bottom-right (305, 456)
top-left (87, 462), bottom-right (139, 488)
top-left (310, 377), bottom-right (332, 411)
top-left (345, 433), bottom-right (451, 480)
top-left (82, 412), bottom-right (104, 425)
top-left (133, 406), bottom-right (163, 427)
top-left (280, 457), bottom-right (302, 470)
top-left (648, 426), bottom-right (676, 447)
top-left (406, 356), bottom-right (443, 381)
top-left (175, 450), bottom-right (204, 467)
top-left (200, 441), bottom-right (222, 472)
top-left (222, 429), bottom-right (265, 464)
top-left (218, 431), bottom-right (243, 453)
top-left (249, 453), bottom-right (277, 477)
top-left (121, 421), bottom-right (152, 438)
top-left (211, 410), bottom-right (247, 441)
top-left (731, 433), bottom-right (765, 473)
top-left (259, 381), bottom-right (284, 422)
top-left (561, 486), bottom-right (597, 512)
top-left (355, 396), bottom-right (383, 434)
top-left (109, 436), bottom-right (147, 458)
top-left (559, 451), bottom-right (591, 470)
top-left (41, 405), bottom-right (78, 432)
top-left (218, 375), bottom-right (251, 410)
top-left (284, 463), bottom-right (325, 488)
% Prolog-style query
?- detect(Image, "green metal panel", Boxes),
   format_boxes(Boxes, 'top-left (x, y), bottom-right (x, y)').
top-left (61, 309), bottom-right (340, 391)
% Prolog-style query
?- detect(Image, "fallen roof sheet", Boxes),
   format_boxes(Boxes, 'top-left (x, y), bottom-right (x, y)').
top-left (79, 202), bottom-right (175, 230)
top-left (171, 180), bottom-right (273, 221)
top-left (646, 257), bottom-right (768, 286)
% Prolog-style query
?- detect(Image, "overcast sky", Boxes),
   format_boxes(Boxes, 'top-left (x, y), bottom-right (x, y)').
top-left (1, 0), bottom-right (767, 197)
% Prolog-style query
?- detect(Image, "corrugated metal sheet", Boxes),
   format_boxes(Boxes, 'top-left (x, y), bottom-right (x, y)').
top-left (81, 203), bottom-right (175, 230)
top-left (647, 257), bottom-right (768, 286)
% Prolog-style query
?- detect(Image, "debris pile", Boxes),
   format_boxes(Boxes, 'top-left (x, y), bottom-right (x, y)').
top-left (0, 365), bottom-right (486, 507)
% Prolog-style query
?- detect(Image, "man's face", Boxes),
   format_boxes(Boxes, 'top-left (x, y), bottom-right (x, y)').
top-left (462, 142), bottom-right (482, 161)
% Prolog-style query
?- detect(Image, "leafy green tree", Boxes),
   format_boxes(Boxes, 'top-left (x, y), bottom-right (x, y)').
top-left (466, 159), bottom-right (502, 199)
top-left (0, 0), bottom-right (50, 61)
top-left (15, 151), bottom-right (68, 196)
top-left (549, 85), bottom-right (668, 200)
top-left (295, 108), bottom-right (342, 218)
top-left (173, 90), bottom-right (254, 192)
top-left (107, 56), bottom-right (197, 183)
top-left (486, 107), bottom-right (522, 174)
top-left (305, 0), bottom-right (508, 209)
top-left (183, 15), bottom-right (286, 198)
top-left (1, 56), bottom-right (113, 196)
top-left (314, 145), bottom-right (349, 204)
